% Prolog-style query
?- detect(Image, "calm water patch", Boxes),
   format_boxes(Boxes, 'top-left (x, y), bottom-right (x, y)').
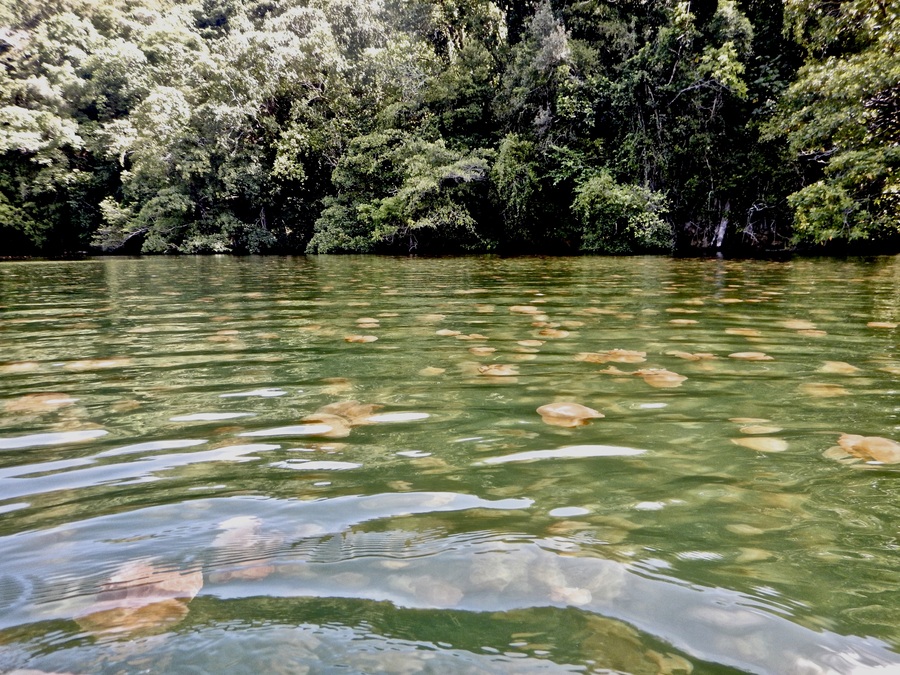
top-left (0, 255), bottom-right (899, 674)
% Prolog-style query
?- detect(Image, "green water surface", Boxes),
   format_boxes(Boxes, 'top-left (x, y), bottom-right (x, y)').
top-left (0, 255), bottom-right (898, 674)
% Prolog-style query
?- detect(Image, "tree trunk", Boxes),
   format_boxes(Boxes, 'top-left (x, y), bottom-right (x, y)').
top-left (714, 200), bottom-right (730, 249)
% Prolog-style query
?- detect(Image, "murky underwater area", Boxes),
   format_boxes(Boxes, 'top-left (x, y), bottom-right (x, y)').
top-left (0, 255), bottom-right (898, 675)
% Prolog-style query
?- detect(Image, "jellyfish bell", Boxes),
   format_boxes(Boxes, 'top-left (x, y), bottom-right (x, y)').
top-left (819, 361), bottom-right (861, 375)
top-left (300, 413), bottom-right (352, 438)
top-left (666, 351), bottom-right (716, 361)
top-left (77, 598), bottom-right (190, 637)
top-left (538, 328), bottom-right (569, 338)
top-left (4, 393), bottom-right (77, 413)
top-left (576, 350), bottom-right (646, 364)
top-left (537, 402), bottom-right (604, 428)
top-left (726, 328), bottom-right (761, 337)
top-left (317, 400), bottom-right (383, 426)
top-left (76, 560), bottom-right (203, 636)
top-left (740, 425), bottom-right (783, 435)
top-left (837, 434), bottom-right (900, 463)
top-left (731, 437), bottom-right (789, 452)
top-left (799, 383), bottom-right (849, 397)
top-left (781, 319), bottom-right (816, 330)
top-left (478, 364), bottom-right (519, 377)
top-left (344, 335), bottom-right (378, 343)
top-left (634, 368), bottom-right (687, 388)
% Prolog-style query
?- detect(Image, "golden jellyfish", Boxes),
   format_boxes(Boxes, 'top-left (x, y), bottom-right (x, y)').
top-left (539, 328), bottom-right (569, 339)
top-left (575, 350), bottom-right (646, 364)
top-left (836, 434), bottom-right (900, 463)
top-left (208, 516), bottom-right (277, 582)
top-left (634, 368), bottom-right (687, 388)
top-left (76, 560), bottom-right (203, 636)
top-left (666, 351), bottom-right (716, 361)
top-left (478, 364), bottom-right (519, 377)
top-left (536, 402), bottom-right (605, 428)
top-left (739, 425), bottom-right (783, 435)
top-left (317, 400), bottom-right (383, 426)
top-left (818, 361), bottom-right (860, 375)
top-left (4, 393), bottom-right (76, 414)
top-left (321, 377), bottom-right (353, 395)
top-left (726, 328), bottom-right (762, 337)
top-left (344, 335), bottom-right (378, 343)
top-left (596, 365), bottom-right (629, 376)
top-left (799, 382), bottom-right (848, 398)
top-left (781, 319), bottom-right (816, 330)
top-left (77, 599), bottom-right (191, 637)
top-left (0, 361), bottom-right (40, 374)
top-left (731, 437), bottom-right (789, 452)
top-left (65, 357), bottom-right (133, 371)
top-left (300, 413), bottom-right (352, 438)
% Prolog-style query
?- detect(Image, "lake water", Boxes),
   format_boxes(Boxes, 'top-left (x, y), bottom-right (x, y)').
top-left (0, 255), bottom-right (899, 675)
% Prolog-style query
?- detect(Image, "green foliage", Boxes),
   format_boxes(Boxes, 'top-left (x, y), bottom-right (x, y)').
top-left (573, 171), bottom-right (673, 254)
top-left (0, 0), bottom-right (894, 255)
top-left (308, 131), bottom-right (494, 253)
top-left (775, 0), bottom-right (900, 246)
top-left (490, 133), bottom-right (539, 235)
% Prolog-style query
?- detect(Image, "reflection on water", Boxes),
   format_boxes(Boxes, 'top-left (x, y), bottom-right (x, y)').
top-left (1, 255), bottom-right (899, 674)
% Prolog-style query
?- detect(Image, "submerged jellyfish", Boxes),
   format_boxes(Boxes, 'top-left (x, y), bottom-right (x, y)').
top-left (537, 402), bottom-right (605, 428)
top-left (76, 560), bottom-right (203, 636)
top-left (634, 368), bottom-right (687, 388)
top-left (832, 434), bottom-right (900, 464)
top-left (575, 350), bottom-right (646, 364)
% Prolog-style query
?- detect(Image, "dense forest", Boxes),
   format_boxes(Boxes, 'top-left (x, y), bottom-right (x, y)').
top-left (0, 0), bottom-right (896, 256)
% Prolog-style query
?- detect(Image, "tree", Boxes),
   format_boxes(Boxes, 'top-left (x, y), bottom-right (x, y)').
top-left (0, 0), bottom-right (893, 256)
top-left (774, 0), bottom-right (900, 247)
top-left (573, 170), bottom-right (672, 254)
top-left (308, 130), bottom-right (493, 252)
